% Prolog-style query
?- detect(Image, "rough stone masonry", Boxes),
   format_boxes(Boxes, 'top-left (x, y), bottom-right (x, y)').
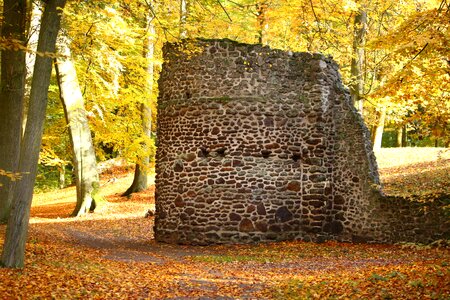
top-left (154, 39), bottom-right (449, 245)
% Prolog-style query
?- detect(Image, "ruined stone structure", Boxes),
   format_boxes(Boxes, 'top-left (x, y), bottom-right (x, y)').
top-left (154, 39), bottom-right (449, 245)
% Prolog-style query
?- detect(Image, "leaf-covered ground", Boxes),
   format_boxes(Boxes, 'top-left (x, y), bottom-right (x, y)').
top-left (0, 148), bottom-right (449, 299)
top-left (377, 147), bottom-right (450, 198)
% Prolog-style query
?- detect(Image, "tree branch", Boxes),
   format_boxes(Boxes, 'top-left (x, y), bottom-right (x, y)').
top-left (309, 0), bottom-right (322, 33)
top-left (216, 0), bottom-right (232, 22)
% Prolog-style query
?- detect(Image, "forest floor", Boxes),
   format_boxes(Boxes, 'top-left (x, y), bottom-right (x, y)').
top-left (0, 147), bottom-right (449, 299)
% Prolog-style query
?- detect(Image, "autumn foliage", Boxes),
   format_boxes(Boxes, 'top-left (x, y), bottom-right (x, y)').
top-left (0, 0), bottom-right (449, 297)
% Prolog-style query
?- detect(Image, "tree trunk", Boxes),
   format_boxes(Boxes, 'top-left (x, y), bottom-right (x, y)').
top-left (373, 106), bottom-right (386, 151)
top-left (396, 126), bottom-right (403, 147)
top-left (0, 0), bottom-right (28, 224)
top-left (54, 31), bottom-right (103, 216)
top-left (23, 1), bottom-right (43, 135)
top-left (256, 1), bottom-right (268, 44)
top-left (1, 0), bottom-right (67, 268)
top-left (122, 17), bottom-right (155, 196)
top-left (180, 0), bottom-right (188, 38)
top-left (350, 8), bottom-right (367, 115)
top-left (122, 163), bottom-right (148, 197)
top-left (59, 166), bottom-right (65, 189)
top-left (402, 126), bottom-right (407, 147)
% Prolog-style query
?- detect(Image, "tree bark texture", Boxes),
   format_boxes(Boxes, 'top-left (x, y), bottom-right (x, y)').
top-left (54, 32), bottom-right (102, 216)
top-left (0, 0), bottom-right (28, 224)
top-left (350, 8), bottom-right (367, 115)
top-left (402, 126), bottom-right (407, 147)
top-left (256, 1), bottom-right (268, 44)
top-left (179, 0), bottom-right (188, 38)
top-left (1, 0), bottom-right (67, 268)
top-left (122, 163), bottom-right (148, 196)
top-left (123, 18), bottom-right (155, 196)
top-left (373, 106), bottom-right (386, 151)
top-left (59, 166), bottom-right (65, 189)
top-left (396, 127), bottom-right (403, 147)
top-left (23, 1), bottom-right (43, 135)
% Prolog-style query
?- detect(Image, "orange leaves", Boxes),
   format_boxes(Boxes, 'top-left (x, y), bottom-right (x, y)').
top-left (0, 169), bottom-right (23, 184)
top-left (377, 147), bottom-right (450, 198)
top-left (0, 37), bottom-right (28, 52)
top-left (186, 241), bottom-right (449, 298)
top-left (265, 258), bottom-right (449, 299)
top-left (2, 236), bottom-right (443, 299)
top-left (2, 154), bottom-right (450, 298)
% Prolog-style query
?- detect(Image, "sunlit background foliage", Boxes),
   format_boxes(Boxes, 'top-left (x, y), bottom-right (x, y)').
top-left (35, 0), bottom-right (448, 189)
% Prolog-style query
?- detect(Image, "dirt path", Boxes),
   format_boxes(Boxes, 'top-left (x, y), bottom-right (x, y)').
top-left (29, 214), bottom-right (416, 299)
top-left (18, 165), bottom-right (448, 299)
top-left (41, 217), bottom-right (268, 298)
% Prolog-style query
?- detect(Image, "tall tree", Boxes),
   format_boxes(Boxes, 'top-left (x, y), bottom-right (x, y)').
top-left (63, 1), bottom-right (156, 165)
top-left (23, 1), bottom-right (43, 135)
top-left (1, 0), bottom-right (67, 268)
top-left (122, 15), bottom-right (155, 197)
top-left (180, 0), bottom-right (189, 38)
top-left (0, 0), bottom-right (28, 224)
top-left (54, 31), bottom-right (103, 216)
top-left (256, 1), bottom-right (268, 44)
top-left (350, 4), bottom-right (367, 114)
top-left (370, 0), bottom-right (449, 145)
top-left (373, 105), bottom-right (386, 151)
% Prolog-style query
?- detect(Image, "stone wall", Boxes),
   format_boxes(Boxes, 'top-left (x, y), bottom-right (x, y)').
top-left (154, 39), bottom-right (449, 245)
top-left (365, 195), bottom-right (449, 244)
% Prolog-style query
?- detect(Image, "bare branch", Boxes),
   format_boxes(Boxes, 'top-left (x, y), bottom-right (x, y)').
top-left (216, 0), bottom-right (232, 22)
top-left (309, 0), bottom-right (322, 33)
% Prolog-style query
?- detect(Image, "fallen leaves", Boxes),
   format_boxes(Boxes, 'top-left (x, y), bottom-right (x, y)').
top-left (0, 148), bottom-right (449, 298)
top-left (377, 147), bottom-right (450, 199)
top-left (265, 259), bottom-right (449, 299)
